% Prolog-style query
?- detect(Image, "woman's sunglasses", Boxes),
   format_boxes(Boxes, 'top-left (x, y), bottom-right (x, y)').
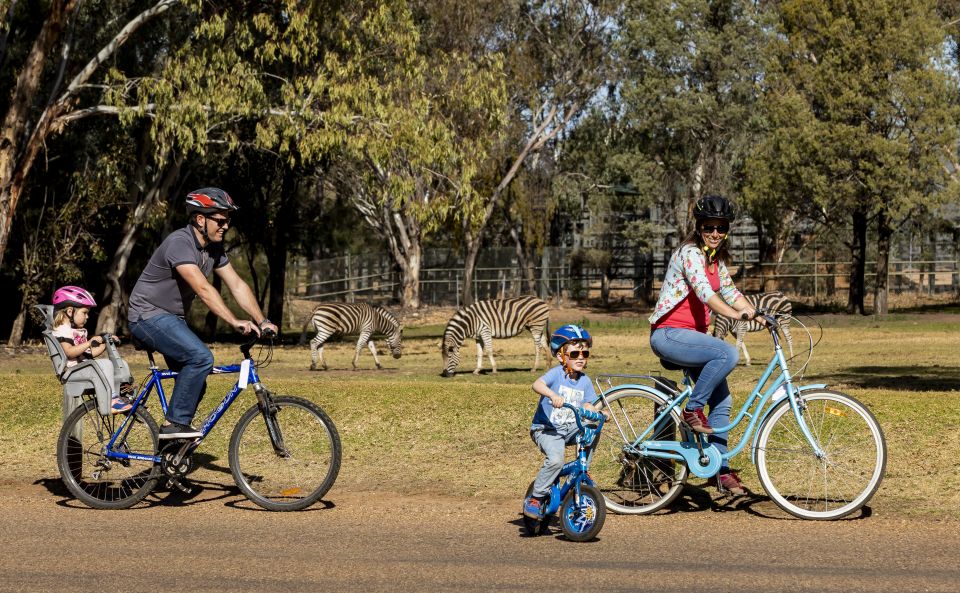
top-left (566, 350), bottom-right (590, 360)
top-left (700, 224), bottom-right (729, 234)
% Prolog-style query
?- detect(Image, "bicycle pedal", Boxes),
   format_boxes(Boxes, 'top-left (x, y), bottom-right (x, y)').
top-left (169, 479), bottom-right (193, 495)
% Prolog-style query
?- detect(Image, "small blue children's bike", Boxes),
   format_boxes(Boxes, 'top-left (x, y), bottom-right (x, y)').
top-left (522, 404), bottom-right (607, 542)
top-left (56, 333), bottom-right (341, 511)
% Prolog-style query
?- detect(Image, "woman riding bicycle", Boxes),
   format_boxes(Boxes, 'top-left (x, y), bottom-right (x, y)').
top-left (648, 195), bottom-right (762, 495)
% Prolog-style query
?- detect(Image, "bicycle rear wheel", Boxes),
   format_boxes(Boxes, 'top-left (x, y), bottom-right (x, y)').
top-left (57, 399), bottom-right (160, 509)
top-left (593, 389), bottom-right (688, 514)
top-left (229, 395), bottom-right (341, 511)
top-left (756, 389), bottom-right (886, 520)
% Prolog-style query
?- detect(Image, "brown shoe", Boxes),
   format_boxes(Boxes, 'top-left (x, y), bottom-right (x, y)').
top-left (708, 471), bottom-right (746, 496)
top-left (681, 408), bottom-right (714, 434)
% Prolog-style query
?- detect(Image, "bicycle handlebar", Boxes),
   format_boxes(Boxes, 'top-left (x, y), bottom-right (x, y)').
top-left (240, 328), bottom-right (276, 359)
top-left (562, 403), bottom-right (605, 429)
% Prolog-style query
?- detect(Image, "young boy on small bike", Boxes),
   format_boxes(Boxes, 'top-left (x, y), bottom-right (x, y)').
top-left (523, 324), bottom-right (603, 519)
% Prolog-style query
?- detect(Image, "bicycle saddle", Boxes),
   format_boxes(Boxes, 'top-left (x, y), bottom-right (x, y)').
top-left (659, 359), bottom-right (689, 372)
top-left (130, 335), bottom-right (154, 354)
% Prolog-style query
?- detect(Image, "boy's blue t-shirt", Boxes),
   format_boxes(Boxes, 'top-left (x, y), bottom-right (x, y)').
top-left (530, 365), bottom-right (597, 431)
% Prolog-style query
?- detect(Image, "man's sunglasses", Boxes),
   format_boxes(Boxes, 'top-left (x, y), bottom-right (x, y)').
top-left (566, 350), bottom-right (590, 360)
top-left (700, 224), bottom-right (729, 234)
top-left (206, 216), bottom-right (231, 228)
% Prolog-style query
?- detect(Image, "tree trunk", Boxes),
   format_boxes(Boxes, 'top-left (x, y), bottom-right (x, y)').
top-left (462, 231), bottom-right (480, 306)
top-left (399, 244), bottom-right (421, 310)
top-left (6, 301), bottom-right (26, 347)
top-left (874, 209), bottom-right (892, 315)
top-left (847, 209), bottom-right (868, 315)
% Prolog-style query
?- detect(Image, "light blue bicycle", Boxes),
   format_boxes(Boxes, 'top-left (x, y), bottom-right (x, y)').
top-left (590, 311), bottom-right (887, 520)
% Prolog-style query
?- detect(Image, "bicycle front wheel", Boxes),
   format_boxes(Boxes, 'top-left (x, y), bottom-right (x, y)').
top-left (756, 389), bottom-right (886, 520)
top-left (57, 399), bottom-right (160, 509)
top-left (229, 395), bottom-right (341, 511)
top-left (593, 389), bottom-right (688, 515)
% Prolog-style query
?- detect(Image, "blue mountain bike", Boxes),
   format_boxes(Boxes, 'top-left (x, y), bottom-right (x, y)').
top-left (56, 334), bottom-right (341, 511)
top-left (522, 404), bottom-right (607, 541)
top-left (590, 311), bottom-right (886, 520)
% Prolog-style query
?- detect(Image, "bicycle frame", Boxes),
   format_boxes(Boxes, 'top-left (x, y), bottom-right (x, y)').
top-left (540, 405), bottom-right (604, 516)
top-left (105, 355), bottom-right (263, 465)
top-left (596, 318), bottom-right (827, 479)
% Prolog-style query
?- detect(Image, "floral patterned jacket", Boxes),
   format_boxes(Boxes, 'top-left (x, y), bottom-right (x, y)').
top-left (648, 243), bottom-right (743, 325)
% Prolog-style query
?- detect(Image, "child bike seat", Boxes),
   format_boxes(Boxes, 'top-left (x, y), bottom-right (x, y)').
top-left (35, 305), bottom-right (133, 418)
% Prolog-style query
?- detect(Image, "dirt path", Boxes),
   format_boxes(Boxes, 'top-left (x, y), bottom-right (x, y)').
top-left (0, 479), bottom-right (955, 593)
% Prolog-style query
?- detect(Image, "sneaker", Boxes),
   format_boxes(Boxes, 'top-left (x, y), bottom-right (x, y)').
top-left (522, 496), bottom-right (544, 519)
top-left (159, 422), bottom-right (203, 440)
top-left (708, 470), bottom-right (746, 496)
top-left (110, 396), bottom-right (132, 415)
top-left (681, 408), bottom-right (714, 434)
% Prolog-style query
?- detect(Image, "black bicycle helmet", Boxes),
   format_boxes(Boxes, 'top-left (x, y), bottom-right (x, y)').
top-left (693, 195), bottom-right (736, 222)
top-left (185, 187), bottom-right (238, 215)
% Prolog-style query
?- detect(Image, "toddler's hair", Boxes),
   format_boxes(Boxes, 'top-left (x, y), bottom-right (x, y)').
top-left (53, 308), bottom-right (79, 328)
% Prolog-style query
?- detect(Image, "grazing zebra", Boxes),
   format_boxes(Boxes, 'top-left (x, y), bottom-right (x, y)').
top-left (440, 296), bottom-right (550, 377)
top-left (307, 303), bottom-right (403, 371)
top-left (712, 291), bottom-right (793, 366)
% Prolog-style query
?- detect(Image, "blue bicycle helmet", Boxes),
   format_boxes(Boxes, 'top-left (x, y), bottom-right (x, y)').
top-left (550, 324), bottom-right (592, 356)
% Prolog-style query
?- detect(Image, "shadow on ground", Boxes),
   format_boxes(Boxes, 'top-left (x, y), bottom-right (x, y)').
top-left (810, 366), bottom-right (960, 392)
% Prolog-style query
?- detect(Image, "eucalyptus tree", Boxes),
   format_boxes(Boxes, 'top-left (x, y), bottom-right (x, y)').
top-left (745, 0), bottom-right (959, 314)
top-left (328, 1), bottom-right (506, 310)
top-left (0, 0), bottom-right (183, 269)
top-left (456, 0), bottom-right (617, 306)
top-left (616, 0), bottom-right (769, 244)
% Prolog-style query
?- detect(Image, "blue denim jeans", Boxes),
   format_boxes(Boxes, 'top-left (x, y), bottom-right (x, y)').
top-left (650, 327), bottom-right (739, 466)
top-left (129, 314), bottom-right (213, 426)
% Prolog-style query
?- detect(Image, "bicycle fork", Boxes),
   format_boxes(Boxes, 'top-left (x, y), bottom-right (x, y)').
top-left (253, 384), bottom-right (288, 457)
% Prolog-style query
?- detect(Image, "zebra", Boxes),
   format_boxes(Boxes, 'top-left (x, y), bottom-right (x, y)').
top-left (440, 296), bottom-right (550, 377)
top-left (712, 291), bottom-right (793, 366)
top-left (306, 303), bottom-right (403, 371)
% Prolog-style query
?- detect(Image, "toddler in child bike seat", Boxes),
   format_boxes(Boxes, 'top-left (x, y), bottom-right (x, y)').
top-left (51, 286), bottom-right (132, 414)
top-left (523, 324), bottom-right (605, 519)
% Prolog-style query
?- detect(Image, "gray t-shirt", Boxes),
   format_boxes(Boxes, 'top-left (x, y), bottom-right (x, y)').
top-left (128, 225), bottom-right (229, 322)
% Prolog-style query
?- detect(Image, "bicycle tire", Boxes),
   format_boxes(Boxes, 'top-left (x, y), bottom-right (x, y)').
top-left (593, 389), bottom-right (689, 514)
top-left (57, 399), bottom-right (160, 509)
top-left (755, 389), bottom-right (886, 520)
top-left (229, 395), bottom-right (341, 511)
top-left (560, 483), bottom-right (606, 542)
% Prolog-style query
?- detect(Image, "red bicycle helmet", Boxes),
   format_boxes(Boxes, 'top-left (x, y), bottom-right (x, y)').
top-left (185, 187), bottom-right (238, 215)
top-left (52, 286), bottom-right (97, 309)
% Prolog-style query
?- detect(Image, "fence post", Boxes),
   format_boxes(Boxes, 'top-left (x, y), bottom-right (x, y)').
top-left (456, 273), bottom-right (460, 308)
top-left (814, 243), bottom-right (819, 303)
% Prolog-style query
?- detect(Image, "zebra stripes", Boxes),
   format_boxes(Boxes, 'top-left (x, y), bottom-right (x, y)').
top-left (308, 303), bottom-right (403, 370)
top-left (441, 296), bottom-right (551, 377)
top-left (712, 291), bottom-right (793, 365)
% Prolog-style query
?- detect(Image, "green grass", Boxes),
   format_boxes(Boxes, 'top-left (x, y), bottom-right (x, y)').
top-left (2, 312), bottom-right (958, 518)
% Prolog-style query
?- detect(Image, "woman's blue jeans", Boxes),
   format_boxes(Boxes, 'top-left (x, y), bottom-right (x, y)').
top-left (650, 327), bottom-right (739, 466)
top-left (129, 314), bottom-right (213, 427)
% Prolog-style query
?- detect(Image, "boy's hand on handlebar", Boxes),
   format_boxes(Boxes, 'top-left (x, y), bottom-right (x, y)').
top-left (549, 393), bottom-right (565, 409)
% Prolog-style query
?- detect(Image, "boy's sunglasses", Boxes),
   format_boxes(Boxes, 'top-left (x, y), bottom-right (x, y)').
top-left (700, 224), bottom-right (729, 234)
top-left (207, 216), bottom-right (231, 228)
top-left (566, 350), bottom-right (590, 360)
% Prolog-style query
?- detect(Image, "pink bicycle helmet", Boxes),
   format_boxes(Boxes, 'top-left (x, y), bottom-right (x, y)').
top-left (52, 286), bottom-right (97, 309)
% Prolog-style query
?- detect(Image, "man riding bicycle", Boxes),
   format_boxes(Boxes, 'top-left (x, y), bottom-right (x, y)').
top-left (128, 188), bottom-right (278, 439)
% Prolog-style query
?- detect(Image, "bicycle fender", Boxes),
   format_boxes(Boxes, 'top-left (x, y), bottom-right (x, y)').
top-left (750, 383), bottom-right (828, 464)
top-left (591, 383), bottom-right (672, 408)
